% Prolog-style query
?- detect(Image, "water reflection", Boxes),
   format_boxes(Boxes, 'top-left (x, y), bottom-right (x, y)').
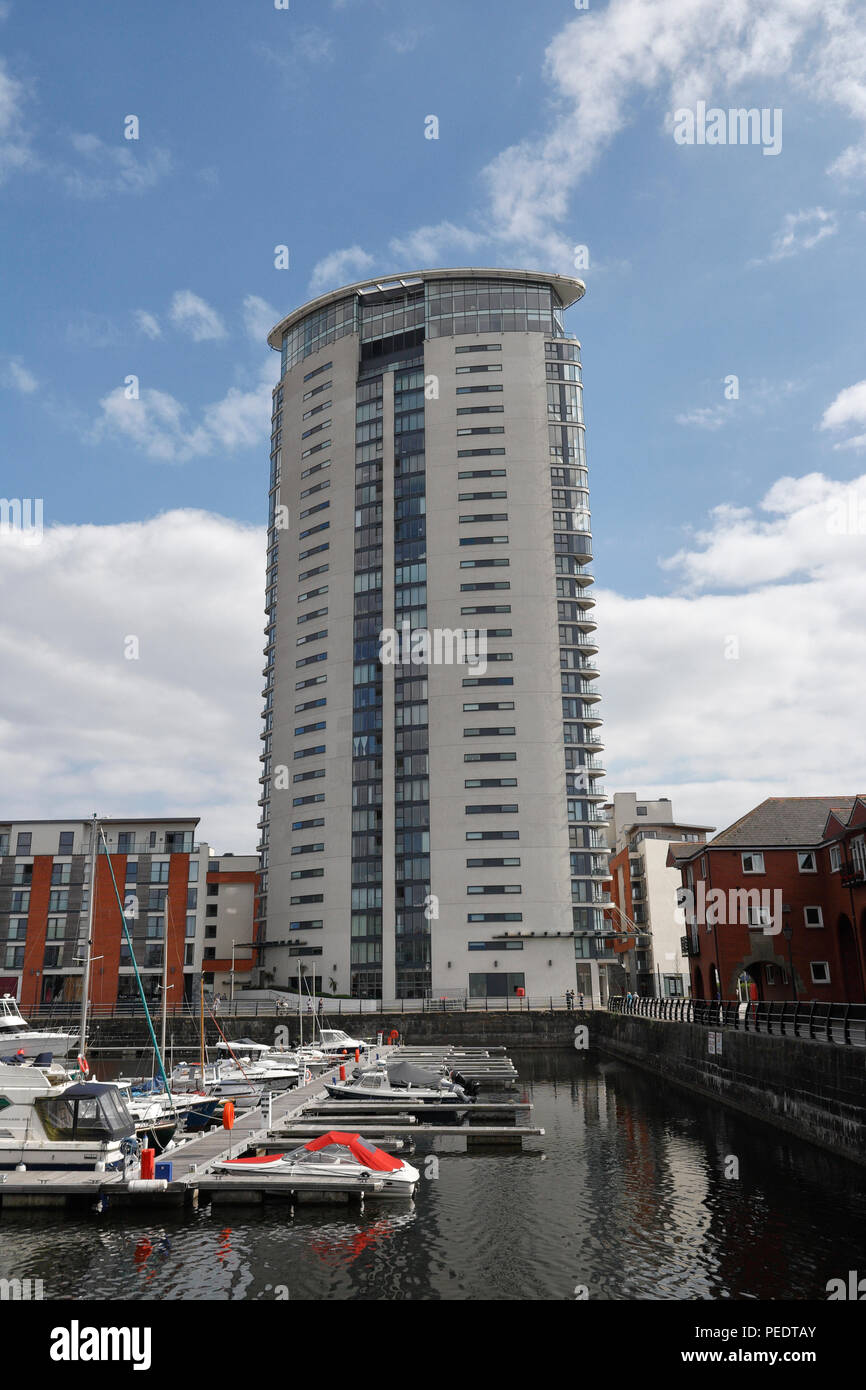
top-left (1, 1049), bottom-right (863, 1300)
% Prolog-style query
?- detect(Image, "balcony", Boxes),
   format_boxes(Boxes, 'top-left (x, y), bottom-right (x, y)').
top-left (96, 839), bottom-right (201, 855)
top-left (561, 654), bottom-right (600, 679)
top-left (840, 861), bottom-right (866, 889)
top-left (565, 730), bottom-right (604, 751)
top-left (569, 761), bottom-right (608, 783)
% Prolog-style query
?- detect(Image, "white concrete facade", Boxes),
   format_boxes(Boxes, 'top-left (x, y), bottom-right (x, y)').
top-left (604, 793), bottom-right (713, 998)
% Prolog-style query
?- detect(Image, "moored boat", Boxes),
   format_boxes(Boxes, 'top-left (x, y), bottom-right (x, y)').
top-left (0, 1062), bottom-right (138, 1170)
top-left (324, 1063), bottom-right (474, 1106)
top-left (214, 1130), bottom-right (419, 1196)
top-left (0, 994), bottom-right (78, 1059)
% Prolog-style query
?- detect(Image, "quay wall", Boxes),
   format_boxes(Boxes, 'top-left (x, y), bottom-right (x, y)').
top-left (588, 1010), bottom-right (866, 1168)
top-left (86, 1009), bottom-right (576, 1051)
top-left (81, 1009), bottom-right (866, 1163)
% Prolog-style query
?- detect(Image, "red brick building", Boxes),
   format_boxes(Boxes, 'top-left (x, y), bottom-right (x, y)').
top-left (669, 796), bottom-right (866, 1004)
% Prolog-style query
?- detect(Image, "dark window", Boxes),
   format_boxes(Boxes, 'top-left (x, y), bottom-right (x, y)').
top-left (58, 831), bottom-right (74, 855)
top-left (15, 832), bottom-right (31, 855)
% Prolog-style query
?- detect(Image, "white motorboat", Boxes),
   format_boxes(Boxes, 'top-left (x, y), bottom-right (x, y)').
top-left (215, 1040), bottom-right (309, 1088)
top-left (324, 1063), bottom-right (474, 1105)
top-left (169, 1061), bottom-right (263, 1104)
top-left (214, 1130), bottom-right (419, 1196)
top-left (0, 994), bottom-right (78, 1059)
top-left (0, 1062), bottom-right (138, 1170)
top-left (315, 1028), bottom-right (370, 1057)
top-left (221, 1059), bottom-right (302, 1092)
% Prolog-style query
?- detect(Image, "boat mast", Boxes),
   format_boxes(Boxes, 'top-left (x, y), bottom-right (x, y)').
top-left (78, 811), bottom-right (99, 1065)
top-left (199, 972), bottom-right (205, 1077)
top-left (298, 960), bottom-right (302, 1050)
top-left (161, 899), bottom-right (171, 1063)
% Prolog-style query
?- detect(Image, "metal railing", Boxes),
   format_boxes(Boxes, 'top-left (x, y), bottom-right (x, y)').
top-left (609, 995), bottom-right (866, 1047)
top-left (21, 993), bottom-right (595, 1022)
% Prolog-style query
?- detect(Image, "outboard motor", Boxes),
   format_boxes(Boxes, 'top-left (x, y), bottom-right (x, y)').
top-left (450, 1069), bottom-right (479, 1098)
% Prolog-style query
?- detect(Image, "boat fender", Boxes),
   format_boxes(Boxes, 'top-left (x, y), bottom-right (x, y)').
top-left (126, 1179), bottom-right (169, 1192)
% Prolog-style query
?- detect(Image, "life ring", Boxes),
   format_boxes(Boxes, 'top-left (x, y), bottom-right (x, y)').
top-left (77, 1054), bottom-right (90, 1075)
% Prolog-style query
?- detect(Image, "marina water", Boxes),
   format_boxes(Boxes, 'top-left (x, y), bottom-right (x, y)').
top-left (1, 1048), bottom-right (863, 1301)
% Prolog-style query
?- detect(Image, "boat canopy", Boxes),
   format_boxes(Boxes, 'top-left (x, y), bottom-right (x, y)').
top-left (386, 1061), bottom-right (443, 1088)
top-left (305, 1131), bottom-right (403, 1172)
top-left (36, 1083), bottom-right (135, 1142)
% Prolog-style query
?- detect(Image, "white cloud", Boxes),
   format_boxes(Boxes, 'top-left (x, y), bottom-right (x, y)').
top-left (602, 470), bottom-right (866, 833)
top-left (63, 131), bottom-right (171, 198)
top-left (675, 378), bottom-right (804, 431)
top-left (820, 379), bottom-right (866, 452)
top-left (242, 294), bottom-right (280, 344)
top-left (0, 55), bottom-right (35, 181)
top-left (253, 28), bottom-right (335, 79)
top-left (169, 290), bottom-right (227, 342)
top-left (91, 359), bottom-right (274, 462)
top-left (382, 0), bottom-right (866, 268)
top-left (675, 405), bottom-right (730, 431)
top-left (308, 245), bottom-right (375, 293)
top-left (2, 359), bottom-right (37, 393)
top-left (0, 510), bottom-right (263, 852)
top-left (388, 222), bottom-right (487, 266)
top-left (749, 207), bottom-right (838, 265)
top-left (134, 309), bottom-right (162, 340)
top-left (65, 312), bottom-right (120, 348)
top-left (385, 29), bottom-right (427, 55)
top-left (660, 472), bottom-right (866, 590)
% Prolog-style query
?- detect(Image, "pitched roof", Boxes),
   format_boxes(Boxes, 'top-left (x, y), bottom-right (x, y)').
top-left (709, 797), bottom-right (858, 849)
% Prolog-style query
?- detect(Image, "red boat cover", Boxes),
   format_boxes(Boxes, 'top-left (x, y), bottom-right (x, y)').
top-left (223, 1152), bottom-right (284, 1165)
top-left (305, 1130), bottom-right (403, 1172)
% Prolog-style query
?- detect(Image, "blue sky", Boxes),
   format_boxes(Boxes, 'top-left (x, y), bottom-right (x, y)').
top-left (2, 0), bottom-right (866, 848)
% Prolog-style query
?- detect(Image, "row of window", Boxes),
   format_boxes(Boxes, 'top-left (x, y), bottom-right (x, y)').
top-left (736, 845), bottom-right (866, 875)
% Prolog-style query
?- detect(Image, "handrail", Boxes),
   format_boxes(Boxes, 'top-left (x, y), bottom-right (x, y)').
top-left (19, 993), bottom-right (593, 1021)
top-left (609, 994), bottom-right (866, 1047)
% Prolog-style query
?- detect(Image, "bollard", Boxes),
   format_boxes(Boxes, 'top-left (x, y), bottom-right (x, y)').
top-left (140, 1148), bottom-right (155, 1180)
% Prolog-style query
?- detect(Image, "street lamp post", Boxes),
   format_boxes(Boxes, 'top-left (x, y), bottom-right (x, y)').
top-left (230, 940), bottom-right (236, 1004)
top-left (782, 923), bottom-right (797, 1001)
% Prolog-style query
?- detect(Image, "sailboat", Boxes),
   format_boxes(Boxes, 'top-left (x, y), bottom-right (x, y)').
top-left (169, 977), bottom-right (266, 1105)
top-left (76, 816), bottom-right (181, 1135)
